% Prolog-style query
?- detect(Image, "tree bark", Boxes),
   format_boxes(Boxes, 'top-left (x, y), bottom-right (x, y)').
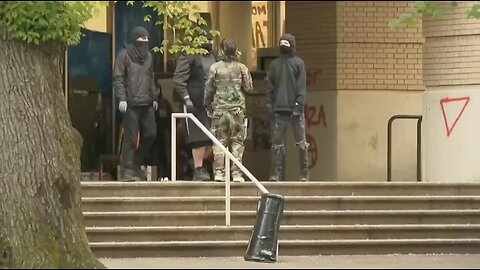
top-left (0, 30), bottom-right (105, 268)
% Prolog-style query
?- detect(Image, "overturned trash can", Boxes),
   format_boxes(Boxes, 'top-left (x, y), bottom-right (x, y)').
top-left (244, 193), bottom-right (285, 263)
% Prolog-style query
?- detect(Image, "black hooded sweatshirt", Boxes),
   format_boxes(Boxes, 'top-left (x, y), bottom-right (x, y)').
top-left (266, 33), bottom-right (307, 114)
top-left (113, 26), bottom-right (158, 107)
top-left (172, 43), bottom-right (216, 108)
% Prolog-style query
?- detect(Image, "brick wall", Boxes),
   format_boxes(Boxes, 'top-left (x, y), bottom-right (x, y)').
top-left (336, 1), bottom-right (424, 91)
top-left (286, 1), bottom-right (480, 91)
top-left (423, 1), bottom-right (480, 87)
top-left (285, 1), bottom-right (426, 91)
top-left (286, 1), bottom-right (336, 91)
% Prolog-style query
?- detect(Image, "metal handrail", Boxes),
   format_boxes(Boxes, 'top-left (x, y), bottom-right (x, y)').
top-left (387, 115), bottom-right (423, 182)
top-left (171, 113), bottom-right (269, 226)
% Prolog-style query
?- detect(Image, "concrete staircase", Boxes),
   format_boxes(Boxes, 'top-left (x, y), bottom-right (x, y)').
top-left (81, 181), bottom-right (480, 258)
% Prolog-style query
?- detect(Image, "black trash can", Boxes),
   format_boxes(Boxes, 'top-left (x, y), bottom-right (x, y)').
top-left (244, 193), bottom-right (285, 263)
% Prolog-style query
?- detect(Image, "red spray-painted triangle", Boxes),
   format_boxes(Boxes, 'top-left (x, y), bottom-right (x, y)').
top-left (440, 97), bottom-right (470, 137)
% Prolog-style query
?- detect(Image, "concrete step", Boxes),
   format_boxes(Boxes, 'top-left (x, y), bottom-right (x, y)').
top-left (90, 238), bottom-right (480, 258)
top-left (81, 196), bottom-right (480, 212)
top-left (80, 182), bottom-right (480, 197)
top-left (86, 224), bottom-right (480, 242)
top-left (83, 209), bottom-right (480, 227)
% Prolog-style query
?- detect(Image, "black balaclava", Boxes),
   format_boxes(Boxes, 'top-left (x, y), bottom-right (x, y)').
top-left (127, 26), bottom-right (150, 64)
top-left (279, 33), bottom-right (296, 57)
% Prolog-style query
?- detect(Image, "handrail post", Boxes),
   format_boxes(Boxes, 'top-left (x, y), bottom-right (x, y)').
top-left (171, 114), bottom-right (177, 182)
top-left (225, 155), bottom-right (231, 227)
top-left (387, 117), bottom-right (394, 182)
top-left (387, 115), bottom-right (422, 183)
top-left (416, 117), bottom-right (422, 182)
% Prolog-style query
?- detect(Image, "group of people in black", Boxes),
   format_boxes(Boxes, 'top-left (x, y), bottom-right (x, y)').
top-left (113, 26), bottom-right (310, 182)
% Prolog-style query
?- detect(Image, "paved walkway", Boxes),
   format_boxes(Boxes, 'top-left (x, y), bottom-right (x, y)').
top-left (101, 254), bottom-right (480, 269)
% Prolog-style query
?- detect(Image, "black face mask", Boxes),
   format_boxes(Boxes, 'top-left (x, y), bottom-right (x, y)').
top-left (127, 42), bottom-right (150, 64)
top-left (135, 42), bottom-right (150, 58)
top-left (127, 26), bottom-right (150, 64)
top-left (280, 46), bottom-right (293, 55)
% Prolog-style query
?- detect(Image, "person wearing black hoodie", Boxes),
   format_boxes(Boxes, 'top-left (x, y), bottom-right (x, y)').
top-left (266, 33), bottom-right (309, 182)
top-left (113, 26), bottom-right (158, 181)
top-left (173, 34), bottom-right (217, 181)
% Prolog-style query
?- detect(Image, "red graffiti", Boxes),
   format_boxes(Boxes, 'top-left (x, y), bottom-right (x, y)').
top-left (440, 97), bottom-right (470, 137)
top-left (305, 104), bottom-right (327, 128)
top-left (307, 69), bottom-right (322, 88)
top-left (306, 134), bottom-right (317, 169)
top-left (305, 104), bottom-right (326, 170)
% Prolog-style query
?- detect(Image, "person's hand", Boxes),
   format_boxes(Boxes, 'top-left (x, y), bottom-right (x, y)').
top-left (184, 97), bottom-right (196, 113)
top-left (292, 102), bottom-right (303, 117)
top-left (153, 101), bottom-right (158, 111)
top-left (119, 101), bottom-right (128, 113)
top-left (206, 106), bottom-right (213, 118)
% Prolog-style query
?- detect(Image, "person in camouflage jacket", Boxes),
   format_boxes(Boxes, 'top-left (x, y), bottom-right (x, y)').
top-left (204, 38), bottom-right (253, 182)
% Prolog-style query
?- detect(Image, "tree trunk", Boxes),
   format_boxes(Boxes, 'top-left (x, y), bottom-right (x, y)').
top-left (0, 31), bottom-right (105, 268)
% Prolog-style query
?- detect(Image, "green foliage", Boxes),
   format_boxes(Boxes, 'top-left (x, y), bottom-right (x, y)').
top-left (390, 1), bottom-right (462, 29)
top-left (131, 1), bottom-right (220, 55)
top-left (467, 3), bottom-right (480, 18)
top-left (0, 1), bottom-right (219, 56)
top-left (0, 1), bottom-right (104, 46)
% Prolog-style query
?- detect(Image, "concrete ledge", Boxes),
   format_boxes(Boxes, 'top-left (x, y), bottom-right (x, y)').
top-left (90, 239), bottom-right (480, 257)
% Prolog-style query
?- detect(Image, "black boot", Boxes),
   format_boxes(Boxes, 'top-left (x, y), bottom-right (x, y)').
top-left (299, 147), bottom-right (310, 182)
top-left (269, 157), bottom-right (283, 182)
top-left (270, 143), bottom-right (285, 182)
top-left (300, 171), bottom-right (309, 182)
top-left (193, 167), bottom-right (211, 181)
top-left (203, 157), bottom-right (214, 181)
top-left (120, 168), bottom-right (141, 182)
top-left (269, 169), bottom-right (281, 182)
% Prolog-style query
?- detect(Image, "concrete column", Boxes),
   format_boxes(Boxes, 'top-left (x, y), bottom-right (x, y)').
top-left (217, 1), bottom-right (253, 68)
top-left (422, 2), bottom-right (480, 183)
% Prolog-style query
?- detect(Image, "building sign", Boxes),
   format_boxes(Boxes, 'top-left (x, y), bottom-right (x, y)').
top-left (251, 2), bottom-right (268, 69)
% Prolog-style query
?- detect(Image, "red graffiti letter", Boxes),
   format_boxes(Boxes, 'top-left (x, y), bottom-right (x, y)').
top-left (305, 104), bottom-right (327, 128)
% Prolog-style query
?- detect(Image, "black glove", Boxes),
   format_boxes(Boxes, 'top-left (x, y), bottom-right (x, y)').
top-left (292, 102), bottom-right (303, 117)
top-left (184, 97), bottom-right (196, 113)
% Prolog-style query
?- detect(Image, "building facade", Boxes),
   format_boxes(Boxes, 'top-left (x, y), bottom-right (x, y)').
top-left (73, 1), bottom-right (480, 183)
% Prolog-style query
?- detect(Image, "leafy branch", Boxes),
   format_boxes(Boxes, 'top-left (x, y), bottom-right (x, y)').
top-left (0, 1), bottom-right (106, 46)
top-left (128, 1), bottom-right (220, 55)
top-left (0, 0), bottom-right (220, 57)
top-left (390, 1), bottom-right (460, 29)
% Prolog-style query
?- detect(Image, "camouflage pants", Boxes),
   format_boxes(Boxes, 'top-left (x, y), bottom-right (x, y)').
top-left (270, 112), bottom-right (310, 181)
top-left (211, 110), bottom-right (246, 179)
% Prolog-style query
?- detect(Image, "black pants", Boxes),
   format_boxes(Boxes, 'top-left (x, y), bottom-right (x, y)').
top-left (270, 112), bottom-right (309, 180)
top-left (121, 106), bottom-right (156, 170)
top-left (147, 115), bottom-right (171, 179)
